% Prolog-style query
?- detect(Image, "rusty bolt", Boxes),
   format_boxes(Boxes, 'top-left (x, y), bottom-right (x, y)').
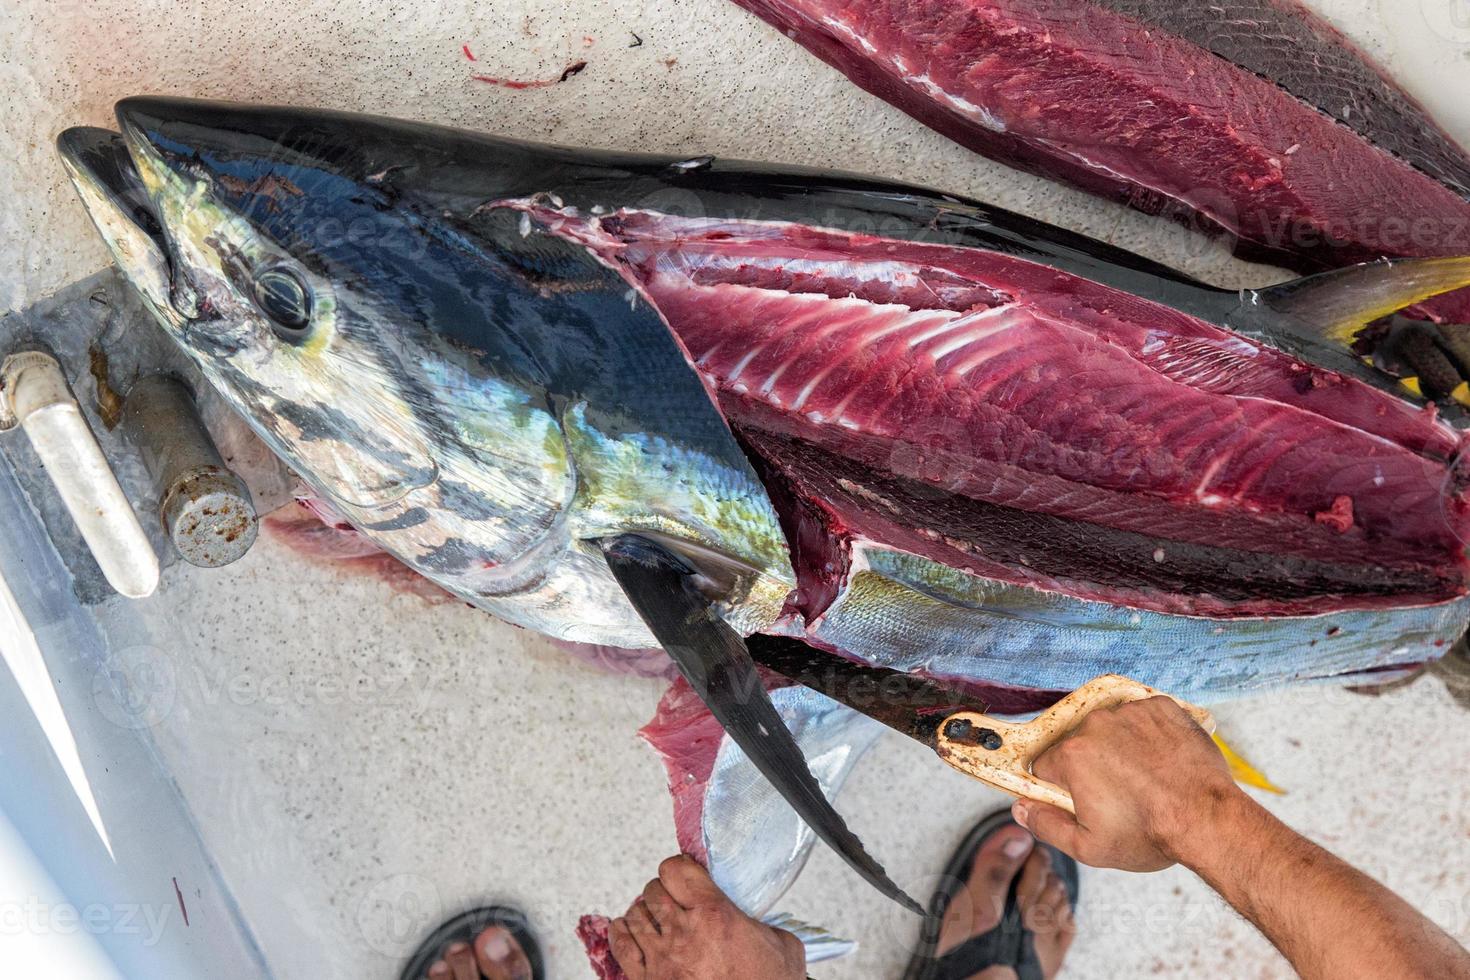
top-left (123, 375), bottom-right (257, 568)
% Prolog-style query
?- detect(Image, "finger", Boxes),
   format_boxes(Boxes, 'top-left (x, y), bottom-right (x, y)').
top-left (426, 960), bottom-right (450, 980)
top-left (657, 854), bottom-right (724, 907)
top-left (1013, 800), bottom-right (1085, 861)
top-left (643, 878), bottom-right (684, 929)
top-left (1031, 741), bottom-right (1072, 786)
top-left (608, 918), bottom-right (645, 979)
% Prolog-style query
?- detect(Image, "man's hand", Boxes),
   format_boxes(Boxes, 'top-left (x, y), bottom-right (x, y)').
top-left (1013, 696), bottom-right (1237, 871)
top-left (608, 855), bottom-right (807, 980)
top-left (1011, 696), bottom-right (1470, 979)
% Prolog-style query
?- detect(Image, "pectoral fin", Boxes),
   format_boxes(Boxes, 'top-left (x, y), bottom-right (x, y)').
top-left (601, 533), bottom-right (923, 915)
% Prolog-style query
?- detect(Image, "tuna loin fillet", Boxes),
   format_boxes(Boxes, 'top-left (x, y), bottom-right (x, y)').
top-left (730, 0), bottom-right (1470, 323)
top-left (536, 206), bottom-right (1470, 623)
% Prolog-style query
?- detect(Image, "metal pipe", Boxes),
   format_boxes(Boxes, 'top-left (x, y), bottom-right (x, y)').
top-left (0, 350), bottom-right (160, 598)
top-left (122, 375), bottom-right (258, 568)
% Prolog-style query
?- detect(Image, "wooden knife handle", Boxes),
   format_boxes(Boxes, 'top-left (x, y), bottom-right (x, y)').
top-left (933, 674), bottom-right (1216, 814)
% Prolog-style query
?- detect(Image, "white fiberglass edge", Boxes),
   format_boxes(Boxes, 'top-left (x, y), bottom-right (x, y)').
top-left (0, 571), bottom-right (114, 860)
top-left (0, 447), bottom-right (272, 979)
top-left (0, 806), bottom-right (124, 980)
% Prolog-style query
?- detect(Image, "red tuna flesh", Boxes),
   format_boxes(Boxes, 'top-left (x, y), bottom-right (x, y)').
top-left (534, 206), bottom-right (1470, 621)
top-left (575, 916), bottom-right (625, 980)
top-left (730, 0), bottom-right (1470, 323)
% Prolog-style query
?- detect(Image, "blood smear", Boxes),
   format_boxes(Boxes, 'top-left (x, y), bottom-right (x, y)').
top-left (472, 60), bottom-right (588, 89)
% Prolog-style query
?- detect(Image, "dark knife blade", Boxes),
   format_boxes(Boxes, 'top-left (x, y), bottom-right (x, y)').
top-left (745, 633), bottom-right (993, 748)
top-left (601, 533), bottom-right (924, 915)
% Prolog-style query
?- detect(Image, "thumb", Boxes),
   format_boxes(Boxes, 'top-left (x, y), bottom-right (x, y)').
top-left (1013, 798), bottom-right (1084, 859)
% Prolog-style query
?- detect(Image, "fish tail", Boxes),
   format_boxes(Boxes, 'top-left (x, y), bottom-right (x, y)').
top-left (1251, 256), bottom-right (1470, 344)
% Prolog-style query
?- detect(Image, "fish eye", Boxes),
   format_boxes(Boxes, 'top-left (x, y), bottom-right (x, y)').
top-left (252, 266), bottom-right (312, 340)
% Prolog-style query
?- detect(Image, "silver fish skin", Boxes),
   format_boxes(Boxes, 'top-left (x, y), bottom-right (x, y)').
top-left (58, 99), bottom-right (1470, 703)
top-left (59, 97), bottom-right (1470, 947)
top-left (58, 103), bottom-right (794, 649)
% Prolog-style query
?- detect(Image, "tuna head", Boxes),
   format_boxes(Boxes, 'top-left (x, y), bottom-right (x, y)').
top-left (58, 97), bottom-right (794, 644)
top-left (63, 98), bottom-right (471, 512)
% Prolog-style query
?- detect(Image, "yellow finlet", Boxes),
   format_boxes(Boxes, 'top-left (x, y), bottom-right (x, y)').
top-left (1213, 732), bottom-right (1285, 795)
top-left (1393, 377), bottom-right (1470, 406)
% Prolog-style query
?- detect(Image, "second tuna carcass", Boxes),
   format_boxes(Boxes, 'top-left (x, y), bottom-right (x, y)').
top-left (731, 0), bottom-right (1470, 387)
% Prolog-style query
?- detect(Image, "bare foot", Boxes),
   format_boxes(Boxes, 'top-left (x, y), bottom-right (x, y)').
top-left (423, 924), bottom-right (533, 980)
top-left (935, 823), bottom-right (1075, 980)
top-left (608, 855), bottom-right (807, 980)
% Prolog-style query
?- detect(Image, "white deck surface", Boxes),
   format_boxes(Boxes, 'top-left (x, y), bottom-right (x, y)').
top-left (4, 1), bottom-right (1469, 977)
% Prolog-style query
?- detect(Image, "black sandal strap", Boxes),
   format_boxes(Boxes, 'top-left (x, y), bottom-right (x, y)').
top-left (397, 905), bottom-right (544, 980)
top-left (903, 809), bottom-right (1079, 980)
top-left (929, 873), bottom-right (1035, 980)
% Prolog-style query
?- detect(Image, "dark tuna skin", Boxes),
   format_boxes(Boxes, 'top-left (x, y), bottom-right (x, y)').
top-left (1090, 0), bottom-right (1470, 196)
top-left (113, 98), bottom-right (760, 482)
top-left (730, 0), bottom-right (1470, 323)
top-left (107, 98), bottom-right (1470, 625)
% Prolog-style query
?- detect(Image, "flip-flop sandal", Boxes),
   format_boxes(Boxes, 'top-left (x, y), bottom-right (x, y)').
top-left (398, 905), bottom-right (545, 980)
top-left (901, 808), bottom-right (1079, 980)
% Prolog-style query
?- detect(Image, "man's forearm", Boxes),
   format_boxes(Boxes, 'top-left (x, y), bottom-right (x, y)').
top-left (1177, 791), bottom-right (1470, 980)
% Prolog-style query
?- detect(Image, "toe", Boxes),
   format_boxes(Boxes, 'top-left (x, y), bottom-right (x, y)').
top-left (1021, 876), bottom-right (1062, 934)
top-left (975, 827), bottom-right (1035, 900)
top-left (609, 917), bottom-right (645, 979)
top-left (656, 855), bottom-right (722, 908)
top-left (474, 925), bottom-right (533, 980)
top-left (1029, 876), bottom-right (1076, 979)
top-left (1014, 849), bottom-right (1052, 914)
top-left (625, 897), bottom-right (663, 949)
top-left (642, 878), bottom-right (684, 932)
top-left (445, 941), bottom-right (477, 980)
top-left (937, 824), bottom-right (1034, 955)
